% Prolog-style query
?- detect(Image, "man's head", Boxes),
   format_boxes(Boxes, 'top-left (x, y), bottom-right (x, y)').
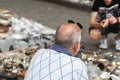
top-left (55, 23), bottom-right (82, 56)
top-left (104, 0), bottom-right (112, 6)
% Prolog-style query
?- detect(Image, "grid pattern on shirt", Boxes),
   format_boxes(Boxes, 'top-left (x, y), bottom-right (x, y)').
top-left (24, 49), bottom-right (88, 80)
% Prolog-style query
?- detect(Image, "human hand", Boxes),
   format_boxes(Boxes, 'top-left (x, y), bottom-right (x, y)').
top-left (108, 16), bottom-right (117, 24)
top-left (100, 19), bottom-right (109, 28)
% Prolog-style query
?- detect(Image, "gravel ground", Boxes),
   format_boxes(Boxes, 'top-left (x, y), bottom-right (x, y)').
top-left (0, 0), bottom-right (119, 53)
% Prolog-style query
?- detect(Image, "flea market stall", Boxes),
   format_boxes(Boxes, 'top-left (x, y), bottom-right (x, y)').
top-left (0, 8), bottom-right (120, 80)
top-left (0, 9), bottom-right (55, 80)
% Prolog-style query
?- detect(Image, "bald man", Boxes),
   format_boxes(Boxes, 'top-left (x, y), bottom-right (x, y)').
top-left (24, 23), bottom-right (88, 80)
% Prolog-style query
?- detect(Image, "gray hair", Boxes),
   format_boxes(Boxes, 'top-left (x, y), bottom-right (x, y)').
top-left (55, 29), bottom-right (81, 49)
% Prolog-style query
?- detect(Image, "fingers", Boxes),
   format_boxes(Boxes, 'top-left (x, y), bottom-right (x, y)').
top-left (100, 19), bottom-right (109, 28)
top-left (108, 16), bottom-right (117, 24)
top-left (102, 19), bottom-right (109, 28)
top-left (100, 16), bottom-right (117, 27)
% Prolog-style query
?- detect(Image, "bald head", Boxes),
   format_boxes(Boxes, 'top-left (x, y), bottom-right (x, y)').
top-left (55, 23), bottom-right (82, 49)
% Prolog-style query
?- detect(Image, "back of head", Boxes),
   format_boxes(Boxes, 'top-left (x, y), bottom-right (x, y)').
top-left (55, 23), bottom-right (82, 50)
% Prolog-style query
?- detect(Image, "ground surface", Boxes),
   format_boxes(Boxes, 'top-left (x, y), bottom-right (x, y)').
top-left (0, 0), bottom-right (119, 54)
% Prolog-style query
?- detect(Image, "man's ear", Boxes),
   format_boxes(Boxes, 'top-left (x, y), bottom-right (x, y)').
top-left (73, 41), bottom-right (80, 56)
top-left (74, 42), bottom-right (80, 50)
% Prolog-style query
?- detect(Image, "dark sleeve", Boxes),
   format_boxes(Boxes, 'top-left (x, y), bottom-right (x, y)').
top-left (118, 0), bottom-right (120, 8)
top-left (92, 0), bottom-right (99, 11)
top-left (117, 0), bottom-right (120, 16)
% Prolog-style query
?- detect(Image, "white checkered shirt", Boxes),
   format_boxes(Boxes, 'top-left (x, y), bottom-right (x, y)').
top-left (24, 49), bottom-right (88, 80)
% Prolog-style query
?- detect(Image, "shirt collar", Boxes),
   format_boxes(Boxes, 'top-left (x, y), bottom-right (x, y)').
top-left (51, 44), bottom-right (72, 56)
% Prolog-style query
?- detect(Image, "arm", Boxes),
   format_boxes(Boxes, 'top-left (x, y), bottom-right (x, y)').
top-left (90, 12), bottom-right (109, 28)
top-left (89, 12), bottom-right (101, 27)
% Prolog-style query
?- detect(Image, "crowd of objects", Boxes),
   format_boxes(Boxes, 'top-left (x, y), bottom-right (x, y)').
top-left (0, 9), bottom-right (55, 80)
top-left (0, 8), bottom-right (120, 80)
